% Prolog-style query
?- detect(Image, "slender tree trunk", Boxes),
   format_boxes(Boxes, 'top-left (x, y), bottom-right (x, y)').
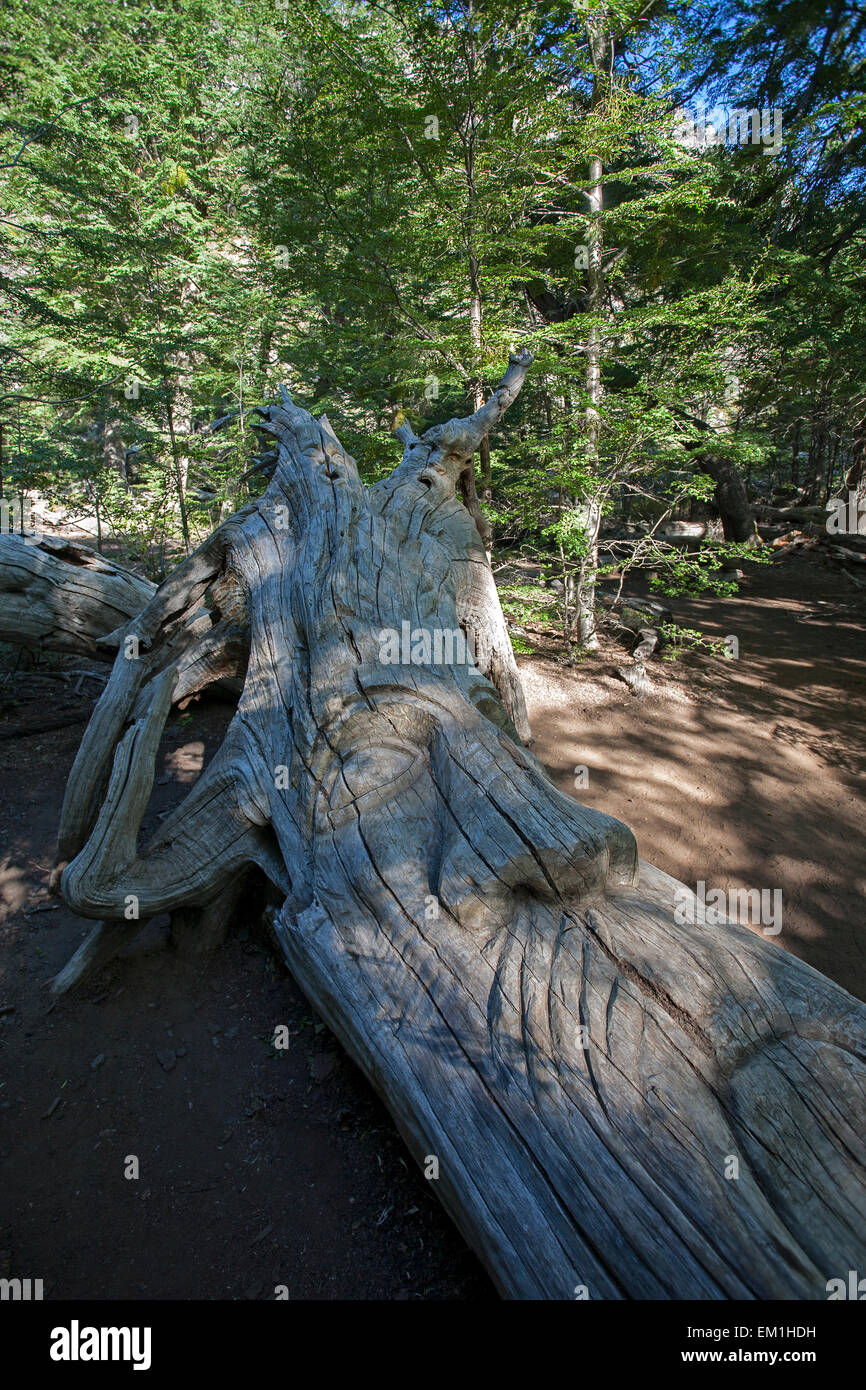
top-left (576, 14), bottom-right (612, 650)
top-left (468, 257), bottom-right (492, 530)
top-left (257, 320), bottom-right (276, 396)
top-left (464, 265), bottom-right (493, 553)
top-left (164, 392), bottom-right (191, 554)
top-left (824, 435), bottom-right (839, 501)
top-left (846, 448), bottom-right (866, 531)
top-left (462, 5), bottom-right (494, 556)
top-left (791, 419), bottom-right (801, 491)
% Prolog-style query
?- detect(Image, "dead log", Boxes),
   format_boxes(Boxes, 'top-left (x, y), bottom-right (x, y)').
top-left (827, 544), bottom-right (866, 565)
top-left (615, 626), bottom-right (658, 698)
top-left (50, 357), bottom-right (866, 1299)
top-left (632, 627), bottom-right (659, 660)
top-left (0, 534), bottom-right (155, 657)
top-left (759, 506), bottom-right (866, 557)
top-left (770, 525), bottom-right (866, 568)
top-left (755, 503), bottom-right (829, 526)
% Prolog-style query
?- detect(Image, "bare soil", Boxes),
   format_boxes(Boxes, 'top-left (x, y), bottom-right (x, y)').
top-left (0, 548), bottom-right (863, 1299)
top-left (521, 551), bottom-right (866, 998)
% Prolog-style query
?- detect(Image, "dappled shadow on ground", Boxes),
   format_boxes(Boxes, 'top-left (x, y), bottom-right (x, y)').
top-left (0, 689), bottom-right (492, 1300)
top-left (520, 554), bottom-right (866, 999)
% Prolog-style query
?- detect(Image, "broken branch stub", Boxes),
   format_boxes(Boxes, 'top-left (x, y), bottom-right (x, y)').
top-left (53, 354), bottom-right (866, 1299)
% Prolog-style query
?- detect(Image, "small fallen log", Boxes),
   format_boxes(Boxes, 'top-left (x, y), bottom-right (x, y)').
top-left (598, 593), bottom-right (672, 632)
top-left (633, 626), bottom-right (659, 663)
top-left (43, 359), bottom-right (866, 1299)
top-left (0, 534), bottom-right (155, 657)
top-left (827, 544), bottom-right (866, 566)
top-left (656, 521), bottom-right (706, 552)
top-left (771, 526), bottom-right (866, 570)
top-left (755, 503), bottom-right (829, 526)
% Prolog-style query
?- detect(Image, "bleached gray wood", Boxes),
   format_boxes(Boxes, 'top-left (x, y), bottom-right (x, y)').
top-left (0, 533), bottom-right (155, 656)
top-left (52, 354), bottom-right (866, 1298)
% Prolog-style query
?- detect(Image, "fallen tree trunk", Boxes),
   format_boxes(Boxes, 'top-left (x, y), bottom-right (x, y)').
top-left (755, 503), bottom-right (829, 526)
top-left (827, 543), bottom-right (866, 565)
top-left (49, 356), bottom-right (866, 1299)
top-left (0, 533), bottom-right (155, 656)
top-left (765, 520), bottom-right (866, 566)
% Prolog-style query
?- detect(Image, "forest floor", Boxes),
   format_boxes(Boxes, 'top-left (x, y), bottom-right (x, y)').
top-left (0, 546), bottom-right (863, 1300)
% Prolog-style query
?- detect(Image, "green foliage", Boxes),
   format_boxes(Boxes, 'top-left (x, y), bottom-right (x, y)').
top-left (0, 0), bottom-right (861, 656)
top-left (650, 541), bottom-right (772, 598)
top-left (658, 623), bottom-right (728, 660)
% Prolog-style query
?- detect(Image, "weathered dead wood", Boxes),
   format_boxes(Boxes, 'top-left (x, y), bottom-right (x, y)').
top-left (170, 867), bottom-right (254, 957)
top-left (50, 355), bottom-right (866, 1299)
top-left (276, 862), bottom-right (866, 1299)
top-left (0, 534), bottom-right (155, 656)
top-left (828, 544), bottom-right (866, 565)
top-left (769, 523), bottom-right (866, 567)
top-left (614, 625), bottom-right (659, 698)
top-left (755, 503), bottom-right (829, 525)
top-left (50, 918), bottom-right (139, 996)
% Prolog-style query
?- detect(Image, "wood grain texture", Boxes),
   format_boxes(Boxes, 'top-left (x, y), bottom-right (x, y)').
top-left (52, 354), bottom-right (866, 1298)
top-left (0, 533), bottom-right (155, 656)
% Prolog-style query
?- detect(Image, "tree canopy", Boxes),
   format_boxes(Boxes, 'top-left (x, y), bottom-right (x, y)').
top-left (1, 0), bottom-right (863, 616)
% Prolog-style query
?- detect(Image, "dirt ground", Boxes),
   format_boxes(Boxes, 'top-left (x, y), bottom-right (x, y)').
top-left (522, 551), bottom-right (866, 998)
top-left (0, 548), bottom-right (863, 1299)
